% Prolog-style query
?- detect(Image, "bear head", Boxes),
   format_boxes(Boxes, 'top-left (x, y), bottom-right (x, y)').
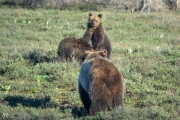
top-left (87, 13), bottom-right (102, 28)
top-left (83, 49), bottom-right (107, 63)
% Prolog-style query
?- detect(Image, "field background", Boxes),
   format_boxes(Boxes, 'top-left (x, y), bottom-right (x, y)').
top-left (0, 1), bottom-right (180, 120)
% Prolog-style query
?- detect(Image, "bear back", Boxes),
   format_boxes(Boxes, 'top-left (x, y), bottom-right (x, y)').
top-left (78, 49), bottom-right (124, 115)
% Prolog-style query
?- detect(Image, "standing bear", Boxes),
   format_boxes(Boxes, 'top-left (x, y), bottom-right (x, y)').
top-left (78, 49), bottom-right (124, 115)
top-left (89, 13), bottom-right (112, 59)
top-left (57, 13), bottom-right (101, 65)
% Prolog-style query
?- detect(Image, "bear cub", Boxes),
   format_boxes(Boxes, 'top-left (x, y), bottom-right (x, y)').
top-left (89, 13), bottom-right (112, 59)
top-left (57, 13), bottom-right (100, 65)
top-left (78, 49), bottom-right (124, 115)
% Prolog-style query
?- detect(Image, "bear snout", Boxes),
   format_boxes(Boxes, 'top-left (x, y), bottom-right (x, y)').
top-left (88, 22), bottom-right (95, 28)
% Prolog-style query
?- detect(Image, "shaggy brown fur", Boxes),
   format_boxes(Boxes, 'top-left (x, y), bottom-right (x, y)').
top-left (57, 13), bottom-right (99, 64)
top-left (57, 37), bottom-right (92, 64)
top-left (81, 13), bottom-right (101, 41)
top-left (78, 49), bottom-right (124, 115)
top-left (89, 13), bottom-right (112, 59)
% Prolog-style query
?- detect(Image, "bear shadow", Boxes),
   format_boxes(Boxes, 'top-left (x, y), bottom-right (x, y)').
top-left (4, 95), bottom-right (57, 109)
top-left (71, 106), bottom-right (86, 118)
top-left (23, 50), bottom-right (58, 65)
top-left (5, 95), bottom-right (86, 118)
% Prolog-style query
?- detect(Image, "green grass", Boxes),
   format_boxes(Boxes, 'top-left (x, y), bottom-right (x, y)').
top-left (0, 3), bottom-right (180, 120)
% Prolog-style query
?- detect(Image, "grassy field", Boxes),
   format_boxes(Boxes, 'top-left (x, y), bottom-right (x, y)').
top-left (0, 3), bottom-right (180, 120)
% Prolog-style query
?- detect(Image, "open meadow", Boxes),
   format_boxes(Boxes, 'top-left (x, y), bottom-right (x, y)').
top-left (0, 2), bottom-right (180, 120)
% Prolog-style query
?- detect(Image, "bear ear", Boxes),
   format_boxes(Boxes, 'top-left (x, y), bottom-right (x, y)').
top-left (98, 14), bottom-right (102, 18)
top-left (89, 13), bottom-right (92, 17)
top-left (100, 49), bottom-right (107, 57)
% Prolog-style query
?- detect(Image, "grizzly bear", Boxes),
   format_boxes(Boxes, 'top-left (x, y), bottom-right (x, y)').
top-left (89, 13), bottom-right (112, 59)
top-left (57, 13), bottom-right (100, 64)
top-left (78, 49), bottom-right (124, 115)
top-left (57, 37), bottom-right (92, 64)
top-left (81, 13), bottom-right (101, 41)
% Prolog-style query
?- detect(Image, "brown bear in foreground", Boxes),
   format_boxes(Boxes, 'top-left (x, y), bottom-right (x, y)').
top-left (57, 13), bottom-right (101, 64)
top-left (89, 13), bottom-right (112, 59)
top-left (78, 49), bottom-right (124, 115)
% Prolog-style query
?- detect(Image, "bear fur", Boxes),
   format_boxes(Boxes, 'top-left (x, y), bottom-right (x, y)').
top-left (89, 13), bottom-right (112, 60)
top-left (57, 37), bottom-right (92, 64)
top-left (78, 49), bottom-right (124, 115)
top-left (81, 13), bottom-right (101, 41)
top-left (57, 13), bottom-right (100, 65)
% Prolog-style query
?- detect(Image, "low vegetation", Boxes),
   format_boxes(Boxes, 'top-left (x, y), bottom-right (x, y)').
top-left (0, 2), bottom-right (180, 120)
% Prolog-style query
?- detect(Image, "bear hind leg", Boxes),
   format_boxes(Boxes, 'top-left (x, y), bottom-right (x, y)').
top-left (90, 87), bottom-right (112, 115)
top-left (78, 83), bottom-right (91, 115)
